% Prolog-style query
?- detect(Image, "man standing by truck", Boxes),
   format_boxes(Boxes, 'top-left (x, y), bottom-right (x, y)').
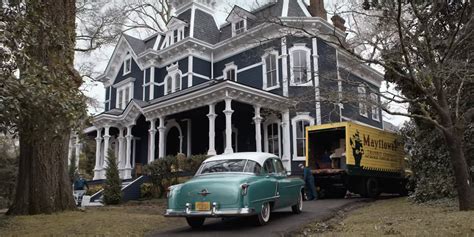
top-left (299, 163), bottom-right (317, 200)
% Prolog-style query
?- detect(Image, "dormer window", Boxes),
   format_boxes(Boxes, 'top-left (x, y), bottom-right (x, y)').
top-left (234, 20), bottom-right (246, 35)
top-left (173, 29), bottom-right (179, 43)
top-left (164, 63), bottom-right (182, 95)
top-left (227, 6), bottom-right (255, 37)
top-left (223, 62), bottom-right (238, 81)
top-left (113, 77), bottom-right (135, 109)
top-left (123, 53), bottom-right (132, 75)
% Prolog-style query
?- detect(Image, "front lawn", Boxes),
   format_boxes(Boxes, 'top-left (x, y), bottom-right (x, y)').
top-left (0, 199), bottom-right (185, 236)
top-left (298, 197), bottom-right (474, 236)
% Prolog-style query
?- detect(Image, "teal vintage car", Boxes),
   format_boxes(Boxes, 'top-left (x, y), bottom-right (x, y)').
top-left (164, 152), bottom-right (305, 228)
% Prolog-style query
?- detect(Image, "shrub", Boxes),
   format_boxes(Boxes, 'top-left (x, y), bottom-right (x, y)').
top-left (140, 183), bottom-right (161, 199)
top-left (179, 154), bottom-right (208, 174)
top-left (401, 121), bottom-right (457, 202)
top-left (103, 149), bottom-right (122, 205)
top-left (144, 156), bottom-right (178, 198)
top-left (0, 136), bottom-right (18, 209)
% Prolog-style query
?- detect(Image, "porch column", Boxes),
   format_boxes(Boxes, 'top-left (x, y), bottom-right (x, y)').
top-left (207, 104), bottom-right (217, 155)
top-left (148, 118), bottom-right (157, 164)
top-left (103, 126), bottom-right (111, 169)
top-left (68, 136), bottom-right (74, 166)
top-left (224, 98), bottom-right (234, 154)
top-left (158, 117), bottom-right (166, 159)
top-left (124, 125), bottom-right (133, 180)
top-left (74, 134), bottom-right (81, 168)
top-left (281, 109), bottom-right (291, 171)
top-left (253, 106), bottom-right (263, 152)
top-left (93, 128), bottom-right (102, 180)
top-left (118, 127), bottom-right (125, 178)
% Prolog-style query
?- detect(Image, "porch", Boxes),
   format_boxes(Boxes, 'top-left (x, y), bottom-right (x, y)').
top-left (90, 80), bottom-right (293, 180)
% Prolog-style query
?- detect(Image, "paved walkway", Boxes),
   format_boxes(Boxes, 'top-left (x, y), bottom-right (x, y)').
top-left (150, 198), bottom-right (370, 237)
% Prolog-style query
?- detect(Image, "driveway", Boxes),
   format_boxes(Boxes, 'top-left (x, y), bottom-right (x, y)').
top-left (149, 198), bottom-right (370, 237)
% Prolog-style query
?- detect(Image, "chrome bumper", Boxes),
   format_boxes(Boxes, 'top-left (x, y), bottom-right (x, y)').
top-left (164, 203), bottom-right (255, 217)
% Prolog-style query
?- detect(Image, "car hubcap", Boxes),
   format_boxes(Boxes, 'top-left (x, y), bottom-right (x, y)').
top-left (261, 203), bottom-right (270, 222)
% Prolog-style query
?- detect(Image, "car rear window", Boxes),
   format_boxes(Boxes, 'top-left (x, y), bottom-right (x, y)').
top-left (197, 159), bottom-right (261, 175)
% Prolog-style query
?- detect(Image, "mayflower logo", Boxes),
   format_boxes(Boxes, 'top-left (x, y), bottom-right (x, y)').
top-left (350, 130), bottom-right (364, 167)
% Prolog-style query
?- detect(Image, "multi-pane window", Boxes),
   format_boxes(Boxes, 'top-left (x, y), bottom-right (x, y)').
top-left (165, 72), bottom-right (181, 95)
top-left (123, 56), bottom-right (132, 75)
top-left (370, 93), bottom-right (380, 121)
top-left (116, 84), bottom-right (133, 109)
top-left (234, 20), bottom-right (245, 35)
top-left (265, 54), bottom-right (278, 88)
top-left (173, 29), bottom-right (179, 43)
top-left (296, 120), bottom-right (310, 157)
top-left (267, 123), bottom-right (279, 156)
top-left (358, 85), bottom-right (368, 117)
top-left (292, 50), bottom-right (308, 84)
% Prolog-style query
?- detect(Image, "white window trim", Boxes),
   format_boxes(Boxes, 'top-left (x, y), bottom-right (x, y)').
top-left (358, 85), bottom-right (368, 118)
top-left (262, 50), bottom-right (280, 91)
top-left (164, 64), bottom-right (182, 95)
top-left (115, 81), bottom-right (134, 110)
top-left (123, 53), bottom-right (132, 76)
top-left (232, 17), bottom-right (247, 37)
top-left (291, 114), bottom-right (315, 161)
top-left (370, 93), bottom-right (380, 121)
top-left (223, 62), bottom-right (238, 81)
top-left (263, 116), bottom-right (282, 158)
top-left (289, 44), bottom-right (312, 86)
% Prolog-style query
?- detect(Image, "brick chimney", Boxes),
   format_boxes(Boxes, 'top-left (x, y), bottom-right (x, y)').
top-left (308, 0), bottom-right (327, 20)
top-left (331, 14), bottom-right (346, 32)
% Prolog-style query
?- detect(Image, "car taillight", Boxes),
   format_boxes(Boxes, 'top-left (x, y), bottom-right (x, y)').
top-left (240, 183), bottom-right (250, 196)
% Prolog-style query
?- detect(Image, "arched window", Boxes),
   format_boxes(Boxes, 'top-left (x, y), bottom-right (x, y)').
top-left (262, 50), bottom-right (280, 90)
top-left (165, 76), bottom-right (173, 95)
top-left (264, 116), bottom-right (281, 157)
top-left (289, 44), bottom-right (312, 86)
top-left (164, 63), bottom-right (182, 95)
top-left (223, 62), bottom-right (238, 81)
top-left (291, 114), bottom-right (315, 160)
top-left (174, 73), bottom-right (181, 92)
top-left (358, 85), bottom-right (368, 117)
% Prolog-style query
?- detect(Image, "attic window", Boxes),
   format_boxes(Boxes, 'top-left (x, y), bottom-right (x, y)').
top-left (123, 53), bottom-right (132, 75)
top-left (173, 29), bottom-right (179, 43)
top-left (234, 20), bottom-right (246, 35)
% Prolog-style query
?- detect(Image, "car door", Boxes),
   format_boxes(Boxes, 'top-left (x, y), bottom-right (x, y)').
top-left (272, 158), bottom-right (292, 208)
top-left (261, 158), bottom-right (279, 203)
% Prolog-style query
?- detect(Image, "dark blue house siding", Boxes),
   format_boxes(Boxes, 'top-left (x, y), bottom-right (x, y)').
top-left (339, 68), bottom-right (382, 129)
top-left (316, 38), bottom-right (340, 123)
top-left (193, 76), bottom-right (208, 86)
top-left (193, 57), bottom-right (211, 77)
top-left (213, 39), bottom-right (281, 79)
top-left (237, 66), bottom-right (263, 89)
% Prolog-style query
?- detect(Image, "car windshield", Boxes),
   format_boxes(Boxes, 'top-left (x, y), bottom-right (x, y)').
top-left (196, 159), bottom-right (261, 175)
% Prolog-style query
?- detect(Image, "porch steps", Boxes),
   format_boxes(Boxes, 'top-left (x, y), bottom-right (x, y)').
top-left (83, 177), bottom-right (144, 207)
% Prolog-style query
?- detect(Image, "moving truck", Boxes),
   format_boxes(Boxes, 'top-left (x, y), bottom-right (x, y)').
top-left (306, 122), bottom-right (407, 198)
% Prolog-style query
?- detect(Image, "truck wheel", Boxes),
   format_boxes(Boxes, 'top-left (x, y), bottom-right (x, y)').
top-left (186, 217), bottom-right (205, 229)
top-left (366, 178), bottom-right (380, 198)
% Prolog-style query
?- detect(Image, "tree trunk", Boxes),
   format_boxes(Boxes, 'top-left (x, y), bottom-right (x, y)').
top-left (7, 0), bottom-right (80, 215)
top-left (443, 128), bottom-right (474, 211)
top-left (8, 124), bottom-right (76, 215)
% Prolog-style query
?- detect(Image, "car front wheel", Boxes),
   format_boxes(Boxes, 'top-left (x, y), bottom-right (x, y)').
top-left (255, 202), bottom-right (271, 226)
top-left (186, 217), bottom-right (205, 229)
top-left (292, 191), bottom-right (303, 214)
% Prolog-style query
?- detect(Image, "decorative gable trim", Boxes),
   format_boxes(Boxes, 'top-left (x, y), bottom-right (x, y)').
top-left (113, 77), bottom-right (136, 88)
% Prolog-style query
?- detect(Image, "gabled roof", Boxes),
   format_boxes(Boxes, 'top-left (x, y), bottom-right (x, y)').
top-left (123, 34), bottom-right (146, 55)
top-left (225, 5), bottom-right (256, 22)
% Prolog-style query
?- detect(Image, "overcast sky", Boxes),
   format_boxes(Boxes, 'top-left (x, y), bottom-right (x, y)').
top-left (77, 0), bottom-right (409, 127)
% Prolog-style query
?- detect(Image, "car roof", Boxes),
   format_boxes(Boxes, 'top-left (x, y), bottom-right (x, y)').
top-left (204, 152), bottom-right (279, 166)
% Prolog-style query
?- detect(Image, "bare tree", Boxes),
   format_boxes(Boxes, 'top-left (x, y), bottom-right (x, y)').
top-left (257, 0), bottom-right (473, 210)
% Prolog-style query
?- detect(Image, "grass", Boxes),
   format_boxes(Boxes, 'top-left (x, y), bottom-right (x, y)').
top-left (298, 197), bottom-right (474, 236)
top-left (0, 199), bottom-right (185, 236)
